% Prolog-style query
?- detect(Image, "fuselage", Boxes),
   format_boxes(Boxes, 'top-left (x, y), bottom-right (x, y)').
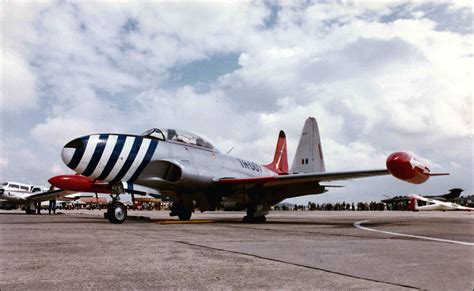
top-left (61, 130), bottom-right (276, 196)
top-left (408, 194), bottom-right (473, 211)
top-left (417, 201), bottom-right (473, 211)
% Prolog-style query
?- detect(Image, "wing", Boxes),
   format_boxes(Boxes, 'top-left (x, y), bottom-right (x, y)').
top-left (215, 169), bottom-right (389, 187)
top-left (27, 189), bottom-right (76, 202)
top-left (408, 194), bottom-right (432, 202)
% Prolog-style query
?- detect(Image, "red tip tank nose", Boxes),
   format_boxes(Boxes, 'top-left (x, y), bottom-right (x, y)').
top-left (49, 175), bottom-right (111, 193)
top-left (386, 151), bottom-right (430, 184)
top-left (49, 175), bottom-right (95, 192)
top-left (386, 151), bottom-right (415, 180)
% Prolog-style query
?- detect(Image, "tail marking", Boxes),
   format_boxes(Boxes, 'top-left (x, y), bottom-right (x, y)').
top-left (264, 130), bottom-right (289, 174)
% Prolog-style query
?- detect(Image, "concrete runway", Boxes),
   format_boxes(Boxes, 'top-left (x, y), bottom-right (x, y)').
top-left (1, 210), bottom-right (472, 290)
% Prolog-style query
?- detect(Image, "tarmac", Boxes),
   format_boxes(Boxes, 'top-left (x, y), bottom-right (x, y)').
top-left (0, 209), bottom-right (473, 290)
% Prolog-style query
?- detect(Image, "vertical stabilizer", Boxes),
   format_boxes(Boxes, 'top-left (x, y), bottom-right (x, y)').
top-left (264, 130), bottom-right (289, 174)
top-left (290, 117), bottom-right (325, 173)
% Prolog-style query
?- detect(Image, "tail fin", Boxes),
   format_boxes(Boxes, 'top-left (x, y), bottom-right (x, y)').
top-left (264, 130), bottom-right (289, 174)
top-left (445, 188), bottom-right (463, 200)
top-left (290, 117), bottom-right (325, 173)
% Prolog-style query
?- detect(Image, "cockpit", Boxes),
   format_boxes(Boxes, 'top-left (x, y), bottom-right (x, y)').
top-left (141, 128), bottom-right (218, 151)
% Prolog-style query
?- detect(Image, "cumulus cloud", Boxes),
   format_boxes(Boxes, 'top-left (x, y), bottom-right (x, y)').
top-left (31, 117), bottom-right (97, 147)
top-left (1, 2), bottom-right (472, 202)
top-left (1, 49), bottom-right (38, 111)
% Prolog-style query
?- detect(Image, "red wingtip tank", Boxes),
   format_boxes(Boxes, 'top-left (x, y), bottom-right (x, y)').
top-left (48, 175), bottom-right (111, 193)
top-left (386, 151), bottom-right (438, 184)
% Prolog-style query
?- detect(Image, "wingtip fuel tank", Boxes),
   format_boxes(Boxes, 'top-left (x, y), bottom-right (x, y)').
top-left (386, 151), bottom-right (449, 184)
top-left (48, 175), bottom-right (111, 193)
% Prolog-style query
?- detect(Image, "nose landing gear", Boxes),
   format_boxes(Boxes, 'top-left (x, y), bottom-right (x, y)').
top-left (106, 191), bottom-right (127, 224)
top-left (107, 201), bottom-right (127, 224)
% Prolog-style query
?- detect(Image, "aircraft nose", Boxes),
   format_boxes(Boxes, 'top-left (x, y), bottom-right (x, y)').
top-left (62, 137), bottom-right (87, 168)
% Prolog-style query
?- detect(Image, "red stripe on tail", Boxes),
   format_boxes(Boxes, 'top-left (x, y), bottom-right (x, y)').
top-left (264, 130), bottom-right (289, 174)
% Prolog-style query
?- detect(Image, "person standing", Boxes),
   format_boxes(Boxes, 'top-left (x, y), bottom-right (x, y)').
top-left (48, 199), bottom-right (56, 214)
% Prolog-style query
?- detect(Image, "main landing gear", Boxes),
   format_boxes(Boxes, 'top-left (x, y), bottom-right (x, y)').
top-left (169, 202), bottom-right (192, 221)
top-left (25, 206), bottom-right (36, 215)
top-left (242, 215), bottom-right (266, 223)
top-left (242, 204), bottom-right (267, 223)
top-left (24, 202), bottom-right (37, 215)
top-left (106, 194), bottom-right (127, 224)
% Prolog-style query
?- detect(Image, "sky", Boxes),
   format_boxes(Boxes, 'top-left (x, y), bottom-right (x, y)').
top-left (1, 1), bottom-right (472, 204)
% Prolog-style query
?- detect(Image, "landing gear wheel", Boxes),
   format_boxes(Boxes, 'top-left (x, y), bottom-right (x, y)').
top-left (25, 208), bottom-right (35, 215)
top-left (170, 202), bottom-right (192, 221)
top-left (243, 204), bottom-right (266, 223)
top-left (107, 202), bottom-right (127, 224)
top-left (242, 215), bottom-right (266, 223)
top-left (178, 210), bottom-right (192, 221)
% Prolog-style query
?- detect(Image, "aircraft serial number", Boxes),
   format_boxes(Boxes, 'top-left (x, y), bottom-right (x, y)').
top-left (237, 158), bottom-right (262, 172)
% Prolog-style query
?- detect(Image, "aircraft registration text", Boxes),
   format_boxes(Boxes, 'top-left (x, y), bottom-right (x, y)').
top-left (237, 158), bottom-right (262, 172)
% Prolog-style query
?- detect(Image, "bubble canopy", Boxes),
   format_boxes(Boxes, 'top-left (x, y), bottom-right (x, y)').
top-left (141, 128), bottom-right (217, 151)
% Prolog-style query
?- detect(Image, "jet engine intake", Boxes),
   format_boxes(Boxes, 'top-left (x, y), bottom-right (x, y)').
top-left (152, 161), bottom-right (182, 182)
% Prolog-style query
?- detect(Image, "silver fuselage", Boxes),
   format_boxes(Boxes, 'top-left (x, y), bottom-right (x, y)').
top-left (61, 134), bottom-right (275, 196)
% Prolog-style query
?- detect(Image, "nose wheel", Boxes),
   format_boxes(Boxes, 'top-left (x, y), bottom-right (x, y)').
top-left (107, 201), bottom-right (127, 224)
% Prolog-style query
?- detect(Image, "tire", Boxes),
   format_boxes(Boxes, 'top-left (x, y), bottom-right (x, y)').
top-left (242, 215), bottom-right (266, 223)
top-left (178, 210), bottom-right (192, 221)
top-left (255, 215), bottom-right (266, 223)
top-left (107, 202), bottom-right (127, 224)
top-left (25, 208), bottom-right (35, 215)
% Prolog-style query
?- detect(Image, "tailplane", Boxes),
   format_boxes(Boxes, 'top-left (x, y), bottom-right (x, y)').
top-left (290, 117), bottom-right (325, 173)
top-left (264, 130), bottom-right (289, 174)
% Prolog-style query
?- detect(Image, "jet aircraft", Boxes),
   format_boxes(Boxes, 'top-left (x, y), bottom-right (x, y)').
top-left (381, 188), bottom-right (464, 204)
top-left (407, 194), bottom-right (473, 211)
top-left (48, 117), bottom-right (448, 223)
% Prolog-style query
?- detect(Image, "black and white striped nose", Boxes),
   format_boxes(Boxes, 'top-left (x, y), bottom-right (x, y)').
top-left (62, 134), bottom-right (159, 183)
top-left (62, 137), bottom-right (89, 169)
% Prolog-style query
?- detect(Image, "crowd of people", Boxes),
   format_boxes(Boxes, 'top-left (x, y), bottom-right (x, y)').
top-left (274, 201), bottom-right (406, 211)
top-left (59, 200), bottom-right (414, 212)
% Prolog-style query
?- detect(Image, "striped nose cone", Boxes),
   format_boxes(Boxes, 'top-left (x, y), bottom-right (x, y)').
top-left (62, 134), bottom-right (159, 183)
top-left (61, 147), bottom-right (75, 166)
top-left (62, 135), bottom-right (108, 175)
top-left (62, 137), bottom-right (89, 169)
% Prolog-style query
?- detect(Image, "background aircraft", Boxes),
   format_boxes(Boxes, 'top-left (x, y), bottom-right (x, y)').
top-left (407, 194), bottom-right (474, 211)
top-left (382, 188), bottom-right (464, 204)
top-left (49, 117), bottom-right (448, 223)
top-left (0, 181), bottom-right (76, 213)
